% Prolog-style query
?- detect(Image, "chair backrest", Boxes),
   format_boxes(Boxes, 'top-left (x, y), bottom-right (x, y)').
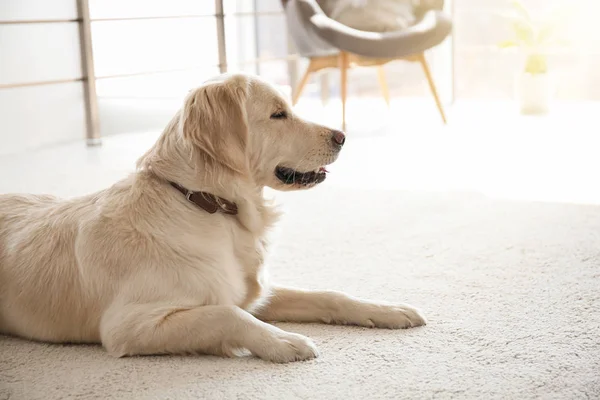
top-left (284, 0), bottom-right (339, 58)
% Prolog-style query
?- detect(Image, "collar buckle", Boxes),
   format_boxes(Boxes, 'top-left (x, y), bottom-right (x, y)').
top-left (169, 181), bottom-right (238, 216)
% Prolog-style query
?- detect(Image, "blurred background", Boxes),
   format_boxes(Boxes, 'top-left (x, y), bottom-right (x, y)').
top-left (1, 0), bottom-right (599, 203)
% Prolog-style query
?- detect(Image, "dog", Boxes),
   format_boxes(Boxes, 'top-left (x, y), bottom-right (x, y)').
top-left (0, 73), bottom-right (425, 362)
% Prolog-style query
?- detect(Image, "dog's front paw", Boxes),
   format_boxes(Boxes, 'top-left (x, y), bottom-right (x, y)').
top-left (353, 303), bottom-right (427, 329)
top-left (250, 331), bottom-right (319, 363)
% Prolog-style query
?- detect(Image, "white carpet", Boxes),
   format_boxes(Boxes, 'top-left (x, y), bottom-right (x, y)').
top-left (1, 130), bottom-right (600, 399)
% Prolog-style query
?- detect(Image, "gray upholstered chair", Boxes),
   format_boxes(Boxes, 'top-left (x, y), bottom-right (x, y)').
top-left (283, 0), bottom-right (453, 129)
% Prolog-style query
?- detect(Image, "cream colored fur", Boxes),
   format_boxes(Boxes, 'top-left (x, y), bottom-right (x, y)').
top-left (0, 73), bottom-right (425, 363)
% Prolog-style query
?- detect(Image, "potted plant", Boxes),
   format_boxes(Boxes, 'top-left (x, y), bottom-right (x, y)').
top-left (498, 1), bottom-right (570, 115)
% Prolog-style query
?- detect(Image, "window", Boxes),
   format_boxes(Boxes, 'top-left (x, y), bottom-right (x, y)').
top-left (90, 0), bottom-right (297, 136)
top-left (225, 0), bottom-right (295, 90)
top-left (453, 0), bottom-right (600, 100)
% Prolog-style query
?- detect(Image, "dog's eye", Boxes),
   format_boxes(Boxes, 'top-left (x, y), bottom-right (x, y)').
top-left (270, 111), bottom-right (287, 120)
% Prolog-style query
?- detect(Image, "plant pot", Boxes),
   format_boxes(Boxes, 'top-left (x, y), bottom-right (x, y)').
top-left (515, 72), bottom-right (554, 115)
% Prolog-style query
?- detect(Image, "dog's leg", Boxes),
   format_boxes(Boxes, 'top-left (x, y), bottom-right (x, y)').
top-left (255, 286), bottom-right (426, 329)
top-left (100, 303), bottom-right (318, 362)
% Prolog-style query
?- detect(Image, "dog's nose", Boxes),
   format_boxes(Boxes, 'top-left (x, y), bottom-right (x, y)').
top-left (331, 130), bottom-right (346, 146)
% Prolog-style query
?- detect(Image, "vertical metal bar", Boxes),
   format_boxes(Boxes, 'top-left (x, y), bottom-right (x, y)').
top-left (429, 0), bottom-right (454, 108)
top-left (286, 26), bottom-right (298, 102)
top-left (215, 0), bottom-right (228, 73)
top-left (449, 0), bottom-right (456, 104)
top-left (77, 0), bottom-right (101, 146)
top-left (252, 0), bottom-right (261, 75)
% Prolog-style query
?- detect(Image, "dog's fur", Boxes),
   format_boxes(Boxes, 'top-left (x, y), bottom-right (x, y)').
top-left (0, 73), bottom-right (425, 362)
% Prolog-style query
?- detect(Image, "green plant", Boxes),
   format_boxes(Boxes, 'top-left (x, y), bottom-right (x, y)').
top-left (498, 0), bottom-right (571, 74)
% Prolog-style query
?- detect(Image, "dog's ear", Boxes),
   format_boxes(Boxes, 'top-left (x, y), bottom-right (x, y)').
top-left (181, 75), bottom-right (249, 175)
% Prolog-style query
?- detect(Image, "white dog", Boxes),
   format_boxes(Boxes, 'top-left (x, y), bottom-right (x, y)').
top-left (0, 73), bottom-right (425, 362)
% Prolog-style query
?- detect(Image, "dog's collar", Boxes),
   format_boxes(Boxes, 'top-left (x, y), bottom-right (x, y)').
top-left (169, 181), bottom-right (238, 216)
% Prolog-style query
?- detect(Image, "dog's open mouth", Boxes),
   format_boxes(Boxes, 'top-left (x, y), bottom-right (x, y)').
top-left (275, 166), bottom-right (329, 186)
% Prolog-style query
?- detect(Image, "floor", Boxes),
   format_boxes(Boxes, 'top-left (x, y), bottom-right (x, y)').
top-left (1, 101), bottom-right (600, 399)
top-left (3, 98), bottom-right (600, 205)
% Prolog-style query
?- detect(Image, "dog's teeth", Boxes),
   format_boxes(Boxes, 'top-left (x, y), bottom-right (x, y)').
top-left (277, 165), bottom-right (327, 186)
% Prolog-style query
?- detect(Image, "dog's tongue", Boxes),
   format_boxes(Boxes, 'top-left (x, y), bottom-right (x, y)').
top-left (319, 167), bottom-right (329, 173)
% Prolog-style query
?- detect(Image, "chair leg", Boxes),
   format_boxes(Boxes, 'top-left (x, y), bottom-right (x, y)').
top-left (339, 52), bottom-right (349, 131)
top-left (376, 66), bottom-right (390, 107)
top-left (292, 60), bottom-right (315, 106)
top-left (320, 72), bottom-right (330, 106)
top-left (418, 53), bottom-right (447, 124)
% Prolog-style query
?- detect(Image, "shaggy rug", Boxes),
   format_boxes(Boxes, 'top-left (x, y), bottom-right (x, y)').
top-left (1, 131), bottom-right (599, 399)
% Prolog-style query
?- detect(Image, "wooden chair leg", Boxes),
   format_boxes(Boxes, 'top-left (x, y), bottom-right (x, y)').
top-left (292, 60), bottom-right (315, 106)
top-left (376, 66), bottom-right (390, 107)
top-left (418, 53), bottom-right (447, 124)
top-left (320, 72), bottom-right (330, 106)
top-left (339, 52), bottom-right (349, 131)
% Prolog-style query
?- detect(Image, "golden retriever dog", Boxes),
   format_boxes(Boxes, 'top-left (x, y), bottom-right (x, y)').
top-left (0, 73), bottom-right (425, 362)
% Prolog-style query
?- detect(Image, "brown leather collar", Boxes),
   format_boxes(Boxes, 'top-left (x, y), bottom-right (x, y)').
top-left (169, 182), bottom-right (238, 215)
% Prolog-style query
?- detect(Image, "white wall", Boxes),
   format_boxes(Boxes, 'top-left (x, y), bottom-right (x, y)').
top-left (0, 0), bottom-right (87, 155)
top-left (88, 0), bottom-right (218, 137)
top-left (0, 0), bottom-right (289, 151)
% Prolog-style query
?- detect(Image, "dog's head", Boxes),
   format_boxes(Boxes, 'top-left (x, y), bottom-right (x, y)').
top-left (180, 73), bottom-right (345, 191)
